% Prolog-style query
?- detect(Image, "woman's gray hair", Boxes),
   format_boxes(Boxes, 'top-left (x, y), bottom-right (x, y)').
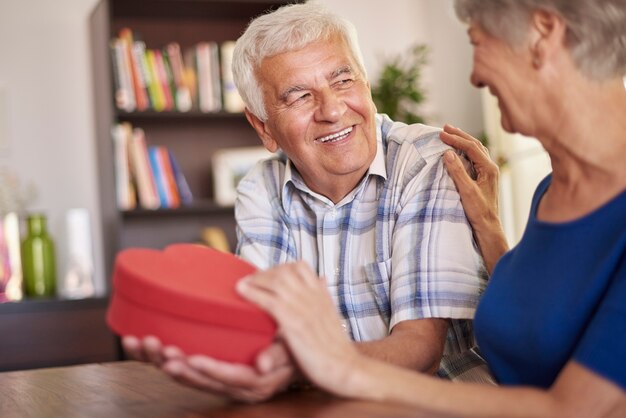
top-left (232, 2), bottom-right (367, 121)
top-left (454, 0), bottom-right (626, 80)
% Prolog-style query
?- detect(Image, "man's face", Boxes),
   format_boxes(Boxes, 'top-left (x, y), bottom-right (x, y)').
top-left (247, 34), bottom-right (378, 202)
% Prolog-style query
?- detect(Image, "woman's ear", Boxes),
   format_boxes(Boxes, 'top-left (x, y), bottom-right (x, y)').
top-left (244, 108), bottom-right (279, 152)
top-left (529, 9), bottom-right (567, 69)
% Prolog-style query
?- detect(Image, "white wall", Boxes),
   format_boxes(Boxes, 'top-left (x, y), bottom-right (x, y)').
top-left (0, 0), bottom-right (104, 294)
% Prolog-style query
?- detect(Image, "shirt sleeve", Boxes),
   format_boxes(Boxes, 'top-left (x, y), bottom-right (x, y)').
top-left (389, 140), bottom-right (487, 328)
top-left (235, 160), bottom-right (294, 270)
top-left (573, 254), bottom-right (626, 390)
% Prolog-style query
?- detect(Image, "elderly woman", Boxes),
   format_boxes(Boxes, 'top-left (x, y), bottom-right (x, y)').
top-left (237, 0), bottom-right (626, 415)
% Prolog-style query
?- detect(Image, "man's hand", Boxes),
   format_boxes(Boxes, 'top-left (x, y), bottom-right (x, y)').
top-left (122, 336), bottom-right (296, 403)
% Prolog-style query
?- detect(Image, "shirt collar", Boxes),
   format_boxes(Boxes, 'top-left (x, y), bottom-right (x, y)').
top-left (281, 114), bottom-right (388, 207)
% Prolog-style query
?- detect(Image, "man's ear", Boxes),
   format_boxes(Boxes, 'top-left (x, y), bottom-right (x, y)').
top-left (529, 9), bottom-right (567, 69)
top-left (244, 108), bottom-right (279, 152)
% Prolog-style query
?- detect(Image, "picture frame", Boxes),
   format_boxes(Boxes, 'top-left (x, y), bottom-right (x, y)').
top-left (212, 146), bottom-right (274, 206)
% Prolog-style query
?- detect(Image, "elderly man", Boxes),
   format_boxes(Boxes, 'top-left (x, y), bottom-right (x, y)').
top-left (123, 2), bottom-right (489, 402)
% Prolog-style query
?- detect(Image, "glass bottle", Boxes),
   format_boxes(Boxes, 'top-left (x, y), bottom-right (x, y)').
top-left (21, 214), bottom-right (57, 298)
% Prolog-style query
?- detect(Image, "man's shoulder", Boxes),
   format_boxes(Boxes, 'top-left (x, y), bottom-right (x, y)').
top-left (237, 153), bottom-right (286, 195)
top-left (381, 117), bottom-right (451, 163)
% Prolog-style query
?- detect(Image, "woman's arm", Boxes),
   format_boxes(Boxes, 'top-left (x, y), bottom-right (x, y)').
top-left (237, 263), bottom-right (626, 417)
top-left (439, 125), bottom-right (509, 275)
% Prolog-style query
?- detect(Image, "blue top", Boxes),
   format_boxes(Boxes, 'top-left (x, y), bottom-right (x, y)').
top-left (474, 175), bottom-right (626, 389)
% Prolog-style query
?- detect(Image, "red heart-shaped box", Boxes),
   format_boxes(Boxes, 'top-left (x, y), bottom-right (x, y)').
top-left (106, 244), bottom-right (276, 365)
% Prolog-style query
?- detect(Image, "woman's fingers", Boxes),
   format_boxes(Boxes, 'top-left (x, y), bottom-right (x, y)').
top-left (443, 150), bottom-right (478, 198)
top-left (440, 125), bottom-right (490, 162)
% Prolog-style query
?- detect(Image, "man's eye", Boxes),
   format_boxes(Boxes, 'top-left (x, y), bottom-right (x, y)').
top-left (336, 78), bottom-right (354, 88)
top-left (290, 93), bottom-right (311, 104)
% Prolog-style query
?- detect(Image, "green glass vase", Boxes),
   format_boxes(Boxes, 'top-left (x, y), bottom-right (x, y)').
top-left (21, 214), bottom-right (57, 298)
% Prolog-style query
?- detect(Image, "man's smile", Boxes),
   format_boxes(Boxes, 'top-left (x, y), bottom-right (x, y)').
top-left (315, 126), bottom-right (354, 143)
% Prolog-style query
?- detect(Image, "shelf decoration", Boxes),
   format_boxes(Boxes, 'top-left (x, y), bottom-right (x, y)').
top-left (212, 146), bottom-right (274, 207)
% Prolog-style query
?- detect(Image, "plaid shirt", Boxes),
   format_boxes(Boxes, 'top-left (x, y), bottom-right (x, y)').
top-left (236, 114), bottom-right (492, 382)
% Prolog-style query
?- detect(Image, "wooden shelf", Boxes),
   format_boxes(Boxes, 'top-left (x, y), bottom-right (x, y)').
top-left (110, 0), bottom-right (294, 20)
top-left (0, 297), bottom-right (118, 371)
top-left (0, 296), bottom-right (109, 314)
top-left (122, 200), bottom-right (233, 218)
top-left (116, 110), bottom-right (247, 123)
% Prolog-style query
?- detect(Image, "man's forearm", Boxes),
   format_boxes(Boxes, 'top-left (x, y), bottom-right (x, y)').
top-left (354, 318), bottom-right (448, 373)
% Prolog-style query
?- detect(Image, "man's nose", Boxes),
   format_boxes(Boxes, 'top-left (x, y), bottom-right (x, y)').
top-left (314, 89), bottom-right (347, 122)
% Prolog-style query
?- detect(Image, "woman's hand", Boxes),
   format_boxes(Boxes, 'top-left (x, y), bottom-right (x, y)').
top-left (236, 261), bottom-right (365, 397)
top-left (439, 124), bottom-right (509, 274)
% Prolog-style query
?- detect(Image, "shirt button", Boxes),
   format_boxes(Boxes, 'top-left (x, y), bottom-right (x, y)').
top-left (334, 267), bottom-right (340, 277)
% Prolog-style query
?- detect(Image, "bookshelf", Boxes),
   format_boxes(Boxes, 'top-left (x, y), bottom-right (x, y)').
top-left (90, 0), bottom-right (303, 283)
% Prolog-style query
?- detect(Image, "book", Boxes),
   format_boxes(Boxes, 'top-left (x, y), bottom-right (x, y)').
top-left (145, 49), bottom-right (166, 112)
top-left (111, 122), bottom-right (137, 210)
top-left (148, 146), bottom-right (171, 208)
top-left (154, 50), bottom-right (175, 111)
top-left (157, 146), bottom-right (181, 208)
top-left (183, 47), bottom-right (199, 110)
top-left (128, 128), bottom-right (160, 209)
top-left (220, 41), bottom-right (245, 113)
top-left (110, 38), bottom-right (136, 112)
top-left (165, 42), bottom-right (192, 112)
top-left (196, 42), bottom-right (222, 112)
top-left (133, 40), bottom-right (154, 110)
top-left (168, 150), bottom-right (193, 205)
top-left (210, 42), bottom-right (222, 111)
top-left (119, 28), bottom-right (149, 111)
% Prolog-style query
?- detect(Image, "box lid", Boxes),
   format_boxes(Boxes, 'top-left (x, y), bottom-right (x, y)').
top-left (107, 244), bottom-right (276, 361)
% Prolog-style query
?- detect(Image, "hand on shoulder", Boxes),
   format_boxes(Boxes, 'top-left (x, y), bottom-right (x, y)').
top-left (439, 124), bottom-right (508, 274)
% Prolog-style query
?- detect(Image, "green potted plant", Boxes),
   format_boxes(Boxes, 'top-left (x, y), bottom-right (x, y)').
top-left (371, 43), bottom-right (429, 124)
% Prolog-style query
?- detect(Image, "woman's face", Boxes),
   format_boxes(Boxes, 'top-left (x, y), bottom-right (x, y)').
top-left (467, 22), bottom-right (538, 135)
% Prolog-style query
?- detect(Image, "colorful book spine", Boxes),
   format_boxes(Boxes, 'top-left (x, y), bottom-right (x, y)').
top-left (129, 128), bottom-right (160, 209)
top-left (111, 122), bottom-right (137, 210)
top-left (148, 146), bottom-right (171, 208)
top-left (133, 40), bottom-right (154, 109)
top-left (119, 28), bottom-right (149, 111)
top-left (154, 50), bottom-right (174, 111)
top-left (145, 49), bottom-right (166, 112)
top-left (157, 146), bottom-right (181, 208)
top-left (165, 42), bottom-right (192, 112)
top-left (168, 150), bottom-right (193, 205)
top-left (110, 38), bottom-right (135, 112)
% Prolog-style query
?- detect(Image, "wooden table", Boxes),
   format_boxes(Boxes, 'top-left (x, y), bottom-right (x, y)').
top-left (0, 361), bottom-right (424, 417)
